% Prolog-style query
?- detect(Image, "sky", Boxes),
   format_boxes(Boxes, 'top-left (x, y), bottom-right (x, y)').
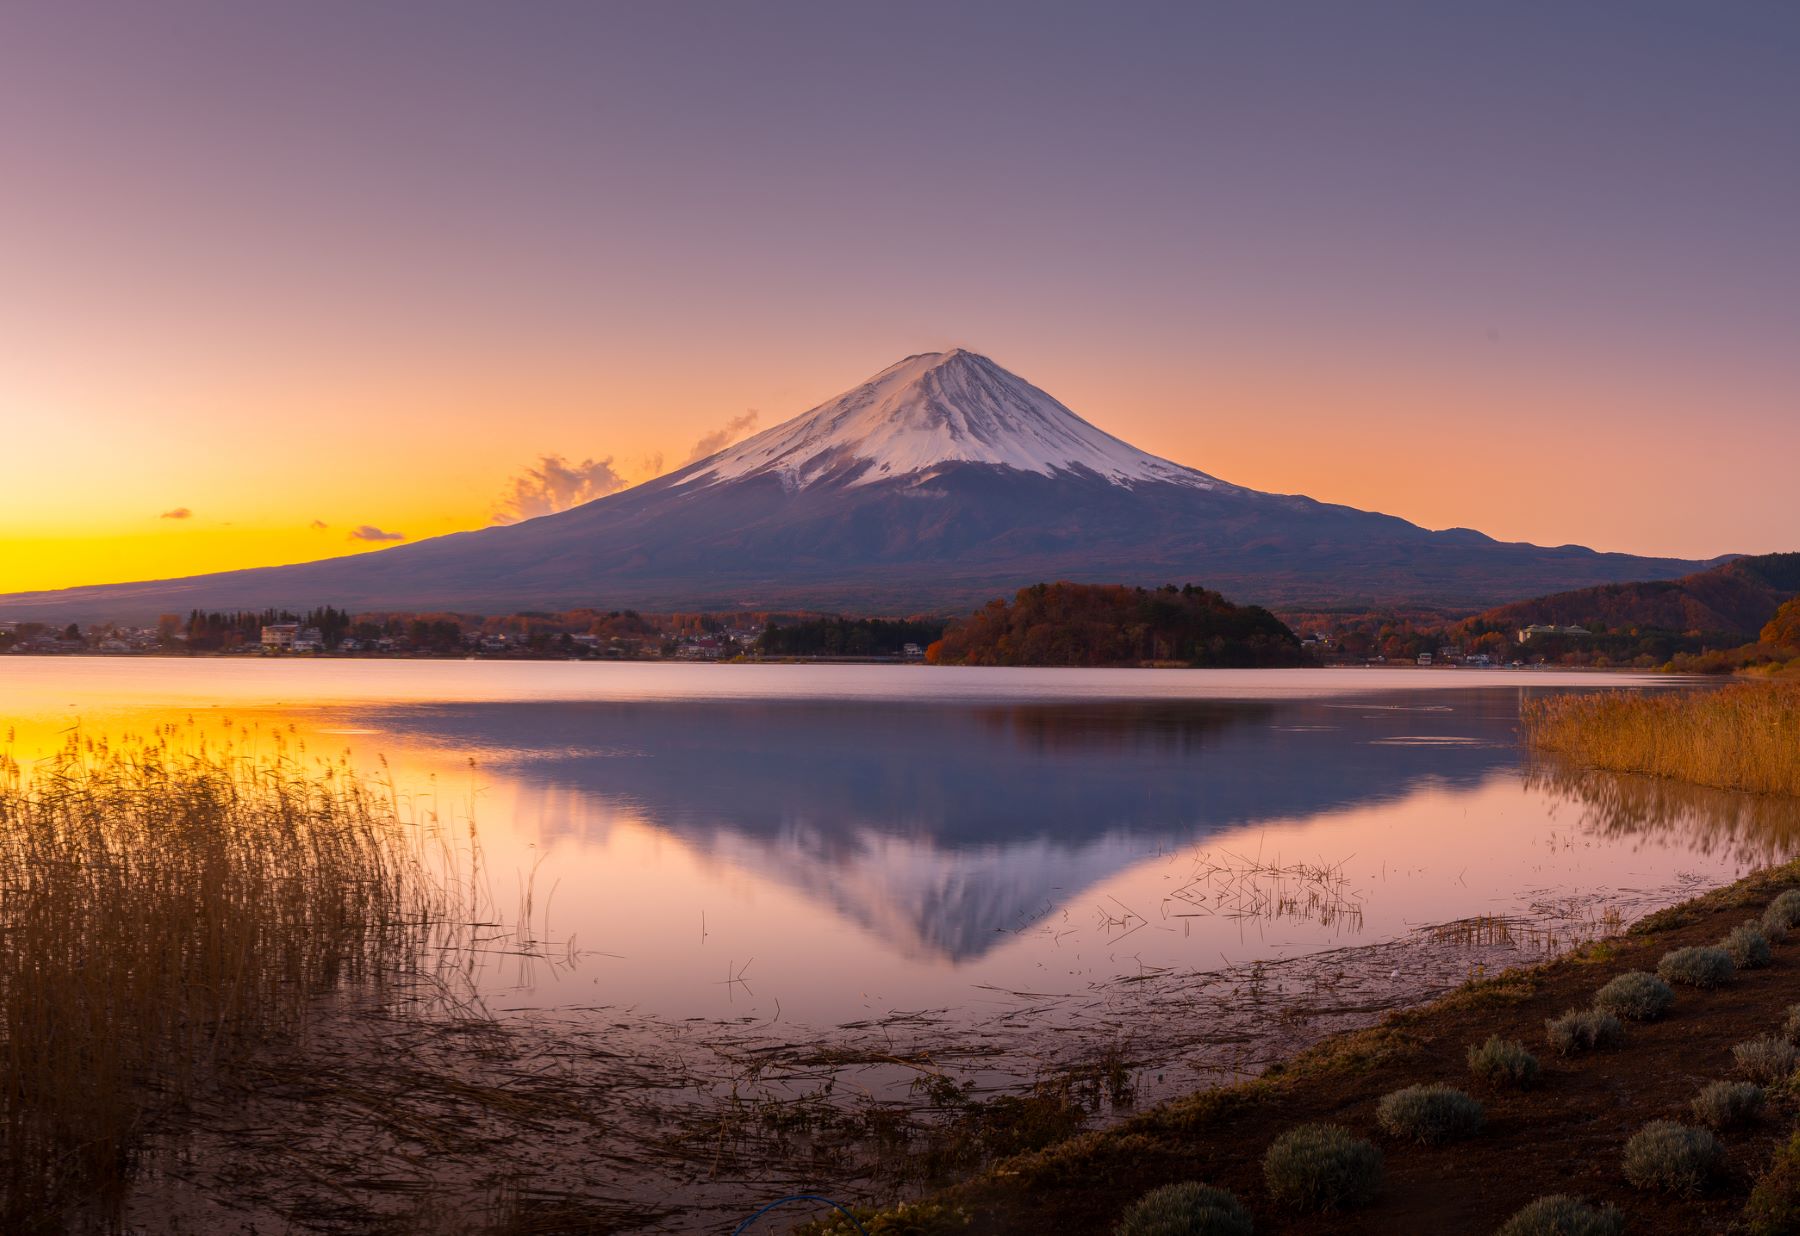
top-left (2, 1), bottom-right (1796, 594)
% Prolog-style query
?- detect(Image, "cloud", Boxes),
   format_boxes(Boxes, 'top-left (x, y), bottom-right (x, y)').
top-left (492, 454), bottom-right (633, 524)
top-left (159, 507), bottom-right (192, 520)
top-left (348, 524), bottom-right (405, 543)
top-left (309, 519), bottom-right (329, 530)
top-left (684, 410), bottom-right (759, 464)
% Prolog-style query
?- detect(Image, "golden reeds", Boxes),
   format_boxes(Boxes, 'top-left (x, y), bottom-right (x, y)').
top-left (0, 725), bottom-right (463, 1228)
top-left (1521, 683), bottom-right (1800, 798)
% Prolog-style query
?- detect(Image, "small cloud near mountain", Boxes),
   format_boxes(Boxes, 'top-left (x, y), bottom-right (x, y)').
top-left (348, 525), bottom-right (405, 543)
top-left (159, 507), bottom-right (192, 520)
top-left (492, 455), bottom-right (634, 524)
top-left (309, 519), bottom-right (329, 530)
top-left (684, 410), bottom-right (759, 464)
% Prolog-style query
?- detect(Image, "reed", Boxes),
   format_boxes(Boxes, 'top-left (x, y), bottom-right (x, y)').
top-left (0, 725), bottom-right (467, 1228)
top-left (1522, 682), bottom-right (1800, 797)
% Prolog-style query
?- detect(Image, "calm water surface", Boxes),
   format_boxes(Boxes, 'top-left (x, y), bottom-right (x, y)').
top-left (3, 659), bottom-right (1786, 1032)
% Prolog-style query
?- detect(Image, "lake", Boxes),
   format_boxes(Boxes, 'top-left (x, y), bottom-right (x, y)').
top-left (7, 658), bottom-right (1796, 1226)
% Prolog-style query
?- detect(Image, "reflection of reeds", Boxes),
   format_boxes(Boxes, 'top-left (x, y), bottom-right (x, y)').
top-left (0, 726), bottom-right (468, 1228)
top-left (1526, 759), bottom-right (1800, 867)
top-left (1522, 683), bottom-right (1800, 797)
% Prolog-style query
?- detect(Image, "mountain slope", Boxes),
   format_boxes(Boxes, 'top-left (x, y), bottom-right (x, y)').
top-left (1465, 552), bottom-right (1800, 640)
top-left (0, 350), bottom-right (1731, 622)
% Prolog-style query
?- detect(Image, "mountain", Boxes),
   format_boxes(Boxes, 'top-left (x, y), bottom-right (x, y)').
top-left (0, 349), bottom-right (1730, 622)
top-left (1462, 552), bottom-right (1800, 642)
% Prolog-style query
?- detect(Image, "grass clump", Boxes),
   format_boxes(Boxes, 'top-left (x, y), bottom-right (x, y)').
top-left (1545, 1008), bottom-right (1623, 1056)
top-left (1467, 1036), bottom-right (1540, 1089)
top-left (1734, 1035), bottom-right (1799, 1083)
top-left (1782, 1003), bottom-right (1800, 1045)
top-left (1621, 1121), bottom-right (1722, 1197)
top-left (1114, 1181), bottom-right (1252, 1236)
top-left (1521, 681), bottom-right (1800, 796)
top-left (1593, 970), bottom-right (1674, 1021)
top-left (1657, 945), bottom-right (1735, 989)
top-left (1726, 922), bottom-right (1775, 970)
top-left (1692, 1080), bottom-right (1765, 1128)
top-left (1764, 889), bottom-right (1800, 937)
top-left (1494, 1194), bottom-right (1624, 1236)
top-left (1374, 1084), bottom-right (1483, 1145)
top-left (1747, 1128), bottom-right (1800, 1236)
top-left (1262, 1123), bottom-right (1382, 1213)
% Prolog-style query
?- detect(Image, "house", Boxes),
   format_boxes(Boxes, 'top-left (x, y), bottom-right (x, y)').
top-left (261, 623), bottom-right (299, 650)
top-left (1417, 652), bottom-right (1433, 666)
top-left (901, 642), bottom-right (925, 660)
top-left (290, 627), bottom-right (325, 653)
top-left (1517, 624), bottom-right (1592, 643)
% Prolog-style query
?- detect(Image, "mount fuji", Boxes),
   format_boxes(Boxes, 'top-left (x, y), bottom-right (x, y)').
top-left (2, 349), bottom-right (1722, 621)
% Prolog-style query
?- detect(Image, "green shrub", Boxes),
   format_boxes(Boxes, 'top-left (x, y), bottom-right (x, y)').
top-left (1763, 889), bottom-right (1800, 937)
top-left (1657, 945), bottom-right (1735, 989)
top-left (1262, 1123), bottom-right (1382, 1213)
top-left (1692, 1080), bottom-right (1765, 1128)
top-left (1545, 1008), bottom-right (1623, 1056)
top-left (1593, 970), bottom-right (1674, 1021)
top-left (1734, 1035), bottom-right (1798, 1083)
top-left (1726, 922), bottom-right (1774, 969)
top-left (1494, 1194), bottom-right (1624, 1236)
top-left (1747, 1127), bottom-right (1800, 1235)
top-left (1374, 1084), bottom-right (1484, 1145)
top-left (1467, 1035), bottom-right (1541, 1089)
top-left (1114, 1181), bottom-right (1252, 1236)
top-left (1621, 1121), bottom-right (1721, 1196)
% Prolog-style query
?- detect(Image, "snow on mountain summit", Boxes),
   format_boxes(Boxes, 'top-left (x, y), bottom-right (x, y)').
top-left (676, 349), bottom-right (1221, 492)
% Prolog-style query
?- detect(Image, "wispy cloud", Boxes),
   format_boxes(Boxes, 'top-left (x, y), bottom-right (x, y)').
top-left (159, 507), bottom-right (192, 520)
top-left (492, 454), bottom-right (633, 524)
top-left (348, 524), bottom-right (405, 543)
top-left (684, 410), bottom-right (759, 464)
top-left (309, 519), bottom-right (329, 530)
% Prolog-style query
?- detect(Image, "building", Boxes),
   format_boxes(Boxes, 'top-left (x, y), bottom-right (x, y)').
top-left (1517, 624), bottom-right (1592, 643)
top-left (261, 622), bottom-right (299, 650)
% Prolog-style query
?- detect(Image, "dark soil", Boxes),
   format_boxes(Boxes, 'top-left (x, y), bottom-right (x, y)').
top-left (838, 862), bottom-right (1800, 1235)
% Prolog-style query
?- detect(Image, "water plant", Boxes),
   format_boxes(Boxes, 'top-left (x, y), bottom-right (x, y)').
top-left (1374, 1084), bottom-right (1484, 1145)
top-left (1593, 970), bottom-right (1674, 1021)
top-left (1726, 922), bottom-right (1775, 970)
top-left (1621, 1121), bottom-right (1722, 1197)
top-left (1467, 1036), bottom-right (1541, 1089)
top-left (1262, 1123), bottom-right (1382, 1212)
top-left (1692, 1080), bottom-right (1765, 1128)
top-left (1657, 945), bottom-right (1735, 989)
top-left (1494, 1194), bottom-right (1624, 1236)
top-left (1545, 1008), bottom-right (1624, 1056)
top-left (1114, 1181), bottom-right (1253, 1236)
top-left (1734, 1036), bottom-right (1799, 1084)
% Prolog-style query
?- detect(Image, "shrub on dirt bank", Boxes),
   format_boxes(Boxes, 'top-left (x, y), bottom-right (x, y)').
top-left (1692, 1080), bottom-right (1765, 1129)
top-left (1374, 1085), bottom-right (1484, 1146)
top-left (1747, 1128), bottom-right (1800, 1235)
top-left (1621, 1121), bottom-right (1722, 1197)
top-left (1495, 1194), bottom-right (1624, 1236)
top-left (1545, 1008), bottom-right (1623, 1056)
top-left (1733, 1036), bottom-right (1798, 1083)
top-left (1657, 945), bottom-right (1734, 989)
top-left (1114, 1181), bottom-right (1252, 1236)
top-left (1725, 922), bottom-right (1774, 970)
top-left (1593, 971), bottom-right (1674, 1021)
top-left (1467, 1036), bottom-right (1540, 1089)
top-left (1763, 889), bottom-right (1800, 937)
top-left (1261, 1123), bottom-right (1382, 1213)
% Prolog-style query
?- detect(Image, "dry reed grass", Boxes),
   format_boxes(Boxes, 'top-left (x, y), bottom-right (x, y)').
top-left (0, 724), bottom-right (471, 1230)
top-left (1522, 683), bottom-right (1800, 797)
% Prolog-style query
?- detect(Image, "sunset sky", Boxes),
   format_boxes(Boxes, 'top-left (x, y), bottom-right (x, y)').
top-left (2, 2), bottom-right (1796, 594)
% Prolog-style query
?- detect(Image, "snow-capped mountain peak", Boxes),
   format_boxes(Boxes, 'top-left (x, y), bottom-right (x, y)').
top-left (675, 349), bottom-right (1221, 492)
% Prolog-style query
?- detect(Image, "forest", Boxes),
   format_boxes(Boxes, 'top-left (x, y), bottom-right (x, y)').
top-left (927, 582), bottom-right (1308, 669)
top-left (755, 616), bottom-right (946, 658)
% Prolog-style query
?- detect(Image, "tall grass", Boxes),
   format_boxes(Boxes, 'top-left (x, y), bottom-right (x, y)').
top-left (0, 725), bottom-right (467, 1229)
top-left (1522, 683), bottom-right (1800, 797)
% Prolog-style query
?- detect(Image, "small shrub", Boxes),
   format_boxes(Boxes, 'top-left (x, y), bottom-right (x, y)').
top-left (1764, 889), bottom-right (1800, 937)
top-left (1734, 1035), bottom-right (1798, 1083)
top-left (1657, 945), bottom-right (1735, 989)
top-left (1727, 922), bottom-right (1775, 969)
top-left (1545, 1008), bottom-right (1624, 1056)
top-left (1747, 1127), bottom-right (1800, 1236)
top-left (1467, 1035), bottom-right (1540, 1089)
top-left (1593, 970), bottom-right (1674, 1021)
top-left (1495, 1194), bottom-right (1624, 1236)
top-left (1114, 1181), bottom-right (1252, 1236)
top-left (1262, 1123), bottom-right (1382, 1212)
top-left (1621, 1120), bottom-right (1721, 1196)
top-left (1692, 1080), bottom-right (1765, 1128)
top-left (1374, 1084), bottom-right (1484, 1145)
top-left (1783, 1003), bottom-right (1800, 1045)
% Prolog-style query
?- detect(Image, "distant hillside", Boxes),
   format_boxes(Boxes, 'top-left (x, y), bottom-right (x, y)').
top-left (928, 582), bottom-right (1308, 668)
top-left (1463, 552), bottom-right (1800, 641)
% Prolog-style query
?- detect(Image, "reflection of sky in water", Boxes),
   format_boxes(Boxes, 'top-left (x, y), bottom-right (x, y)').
top-left (4, 660), bottom-right (1785, 1029)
